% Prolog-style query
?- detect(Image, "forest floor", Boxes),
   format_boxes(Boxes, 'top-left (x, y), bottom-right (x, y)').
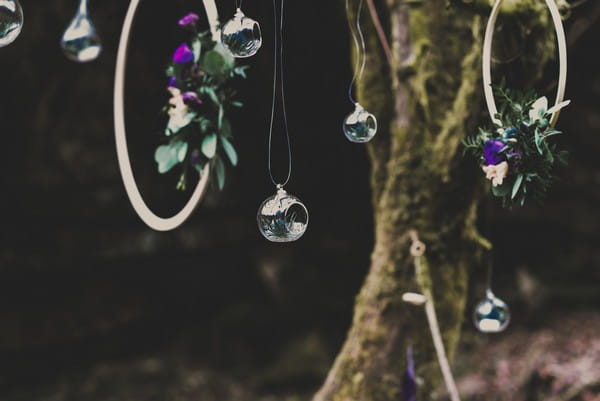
top-left (2, 309), bottom-right (599, 401)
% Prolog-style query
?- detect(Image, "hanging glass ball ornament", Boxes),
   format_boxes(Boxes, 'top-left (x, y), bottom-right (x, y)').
top-left (0, 0), bottom-right (23, 48)
top-left (60, 3), bottom-right (102, 63)
top-left (343, 103), bottom-right (377, 143)
top-left (473, 289), bottom-right (511, 333)
top-left (257, 185), bottom-right (308, 242)
top-left (221, 8), bottom-right (262, 58)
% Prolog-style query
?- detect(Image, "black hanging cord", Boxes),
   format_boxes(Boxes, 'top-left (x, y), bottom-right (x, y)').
top-left (267, 0), bottom-right (292, 187)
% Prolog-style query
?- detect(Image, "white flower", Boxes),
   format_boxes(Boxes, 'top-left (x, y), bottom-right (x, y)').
top-left (482, 161), bottom-right (509, 187)
top-left (166, 87), bottom-right (193, 135)
top-left (529, 96), bottom-right (571, 123)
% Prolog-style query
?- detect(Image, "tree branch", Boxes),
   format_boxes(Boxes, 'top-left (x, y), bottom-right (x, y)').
top-left (366, 0), bottom-right (393, 67)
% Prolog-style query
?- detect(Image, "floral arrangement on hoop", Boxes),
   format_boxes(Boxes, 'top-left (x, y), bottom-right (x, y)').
top-left (464, 86), bottom-right (570, 208)
top-left (154, 12), bottom-right (248, 191)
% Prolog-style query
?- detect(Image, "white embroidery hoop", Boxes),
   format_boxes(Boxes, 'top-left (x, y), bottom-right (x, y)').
top-left (482, 0), bottom-right (568, 128)
top-left (114, 0), bottom-right (220, 232)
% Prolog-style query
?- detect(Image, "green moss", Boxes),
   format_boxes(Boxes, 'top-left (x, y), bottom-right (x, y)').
top-left (314, 1), bottom-right (557, 400)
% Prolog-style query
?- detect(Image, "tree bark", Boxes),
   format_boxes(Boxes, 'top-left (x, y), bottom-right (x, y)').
top-left (314, 1), bottom-right (557, 400)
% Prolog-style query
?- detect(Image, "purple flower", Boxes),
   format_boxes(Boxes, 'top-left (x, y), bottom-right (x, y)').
top-left (483, 139), bottom-right (505, 166)
top-left (190, 149), bottom-right (201, 166)
top-left (173, 43), bottom-right (194, 64)
top-left (168, 76), bottom-right (177, 88)
top-left (402, 346), bottom-right (417, 401)
top-left (179, 12), bottom-right (199, 28)
top-left (182, 91), bottom-right (202, 106)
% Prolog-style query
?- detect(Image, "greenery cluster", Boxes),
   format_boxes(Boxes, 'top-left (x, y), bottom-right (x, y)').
top-left (464, 86), bottom-right (569, 208)
top-left (155, 27), bottom-right (248, 191)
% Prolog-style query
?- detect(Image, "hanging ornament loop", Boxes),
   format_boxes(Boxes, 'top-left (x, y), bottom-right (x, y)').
top-left (483, 0), bottom-right (567, 128)
top-left (113, 0), bottom-right (219, 231)
top-left (267, 0), bottom-right (292, 188)
top-left (345, 0), bottom-right (367, 105)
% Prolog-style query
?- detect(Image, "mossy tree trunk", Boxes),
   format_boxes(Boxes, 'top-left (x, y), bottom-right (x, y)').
top-left (314, 1), bottom-right (558, 400)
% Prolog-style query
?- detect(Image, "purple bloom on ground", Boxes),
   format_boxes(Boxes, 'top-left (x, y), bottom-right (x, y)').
top-left (168, 76), bottom-right (177, 88)
top-left (483, 139), bottom-right (505, 165)
top-left (179, 12), bottom-right (199, 28)
top-left (402, 346), bottom-right (417, 401)
top-left (173, 43), bottom-right (194, 64)
top-left (182, 91), bottom-right (202, 106)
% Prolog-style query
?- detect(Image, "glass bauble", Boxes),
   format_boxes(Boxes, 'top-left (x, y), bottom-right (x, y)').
top-left (257, 186), bottom-right (308, 242)
top-left (343, 103), bottom-right (377, 143)
top-left (473, 289), bottom-right (511, 333)
top-left (221, 8), bottom-right (262, 58)
top-left (0, 0), bottom-right (23, 48)
top-left (60, 1), bottom-right (102, 63)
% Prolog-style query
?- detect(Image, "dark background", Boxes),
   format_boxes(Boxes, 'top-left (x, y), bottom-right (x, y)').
top-left (0, 1), bottom-right (598, 400)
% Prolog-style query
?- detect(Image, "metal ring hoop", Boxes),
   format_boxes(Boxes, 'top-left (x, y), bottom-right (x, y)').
top-left (482, 0), bottom-right (568, 127)
top-left (114, 0), bottom-right (220, 232)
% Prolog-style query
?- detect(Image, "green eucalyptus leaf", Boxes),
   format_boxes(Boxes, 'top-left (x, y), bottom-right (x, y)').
top-left (218, 105), bottom-right (224, 130)
top-left (212, 43), bottom-right (235, 70)
top-left (176, 142), bottom-right (188, 162)
top-left (491, 181), bottom-right (511, 197)
top-left (512, 174), bottom-right (524, 200)
top-left (166, 112), bottom-right (195, 136)
top-left (201, 50), bottom-right (225, 75)
top-left (192, 38), bottom-right (202, 63)
top-left (220, 136), bottom-right (238, 166)
top-left (214, 157), bottom-right (226, 190)
top-left (220, 119), bottom-right (232, 138)
top-left (201, 87), bottom-right (220, 106)
top-left (155, 144), bottom-right (179, 174)
top-left (202, 133), bottom-right (218, 159)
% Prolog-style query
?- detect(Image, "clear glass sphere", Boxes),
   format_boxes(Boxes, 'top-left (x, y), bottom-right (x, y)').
top-left (221, 8), bottom-right (262, 58)
top-left (257, 187), bottom-right (308, 242)
top-left (0, 0), bottom-right (23, 48)
top-left (343, 103), bottom-right (377, 143)
top-left (60, 12), bottom-right (102, 62)
top-left (473, 289), bottom-right (511, 333)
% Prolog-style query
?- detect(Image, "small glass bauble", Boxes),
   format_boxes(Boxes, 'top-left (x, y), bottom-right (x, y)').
top-left (257, 186), bottom-right (308, 242)
top-left (0, 0), bottom-right (23, 48)
top-left (221, 8), bottom-right (262, 58)
top-left (343, 103), bottom-right (378, 143)
top-left (473, 289), bottom-right (511, 333)
top-left (60, 4), bottom-right (102, 63)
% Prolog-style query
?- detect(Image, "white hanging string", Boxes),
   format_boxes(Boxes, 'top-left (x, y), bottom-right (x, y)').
top-left (345, 0), bottom-right (367, 105)
top-left (482, 0), bottom-right (568, 127)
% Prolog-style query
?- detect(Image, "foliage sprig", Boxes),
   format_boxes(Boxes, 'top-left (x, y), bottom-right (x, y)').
top-left (464, 84), bottom-right (570, 208)
top-left (154, 13), bottom-right (248, 191)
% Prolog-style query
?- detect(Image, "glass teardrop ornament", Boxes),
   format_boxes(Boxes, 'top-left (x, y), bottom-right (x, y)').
top-left (60, 0), bottom-right (102, 63)
top-left (473, 289), bottom-right (511, 333)
top-left (221, 8), bottom-right (262, 58)
top-left (0, 0), bottom-right (23, 48)
top-left (343, 103), bottom-right (377, 143)
top-left (257, 186), bottom-right (308, 242)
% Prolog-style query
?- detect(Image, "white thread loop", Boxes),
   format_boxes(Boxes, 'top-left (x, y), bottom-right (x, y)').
top-left (482, 0), bottom-right (568, 127)
top-left (113, 0), bottom-right (220, 231)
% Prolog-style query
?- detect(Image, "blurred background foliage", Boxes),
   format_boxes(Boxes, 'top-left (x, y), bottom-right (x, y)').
top-left (0, 0), bottom-right (598, 400)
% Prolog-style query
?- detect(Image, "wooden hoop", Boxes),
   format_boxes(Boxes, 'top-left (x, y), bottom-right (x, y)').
top-left (113, 0), bottom-right (220, 232)
top-left (482, 0), bottom-right (568, 127)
